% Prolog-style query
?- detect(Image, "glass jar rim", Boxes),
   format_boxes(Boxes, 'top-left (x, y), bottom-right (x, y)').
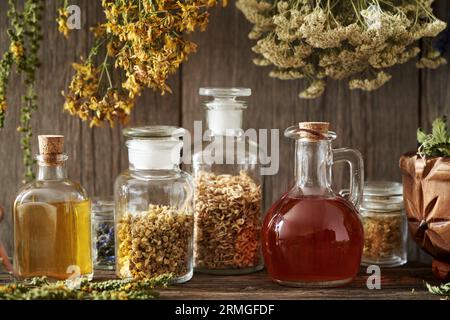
top-left (122, 126), bottom-right (185, 140)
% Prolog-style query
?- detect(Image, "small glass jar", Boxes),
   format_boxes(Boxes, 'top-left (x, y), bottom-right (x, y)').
top-left (361, 181), bottom-right (407, 267)
top-left (92, 198), bottom-right (115, 270)
top-left (115, 126), bottom-right (194, 283)
top-left (192, 88), bottom-right (264, 275)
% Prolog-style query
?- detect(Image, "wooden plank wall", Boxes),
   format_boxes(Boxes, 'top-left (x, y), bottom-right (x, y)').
top-left (1, 1), bottom-right (449, 262)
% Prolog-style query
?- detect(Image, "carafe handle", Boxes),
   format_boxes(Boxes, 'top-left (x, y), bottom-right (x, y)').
top-left (332, 148), bottom-right (364, 209)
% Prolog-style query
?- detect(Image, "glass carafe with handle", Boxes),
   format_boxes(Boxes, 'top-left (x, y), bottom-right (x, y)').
top-left (262, 122), bottom-right (364, 287)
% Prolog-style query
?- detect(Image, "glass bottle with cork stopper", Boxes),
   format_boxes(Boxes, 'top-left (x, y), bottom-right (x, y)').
top-left (114, 126), bottom-right (194, 283)
top-left (262, 122), bottom-right (364, 287)
top-left (192, 87), bottom-right (264, 275)
top-left (13, 135), bottom-right (93, 280)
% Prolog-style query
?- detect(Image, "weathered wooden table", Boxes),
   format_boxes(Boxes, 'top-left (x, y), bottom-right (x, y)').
top-left (0, 263), bottom-right (444, 300)
top-left (158, 263), bottom-right (441, 300)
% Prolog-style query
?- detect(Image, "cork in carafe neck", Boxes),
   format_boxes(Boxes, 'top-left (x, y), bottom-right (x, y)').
top-left (298, 122), bottom-right (330, 141)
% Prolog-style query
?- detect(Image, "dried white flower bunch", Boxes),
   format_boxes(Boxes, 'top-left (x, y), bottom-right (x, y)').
top-left (236, 0), bottom-right (447, 98)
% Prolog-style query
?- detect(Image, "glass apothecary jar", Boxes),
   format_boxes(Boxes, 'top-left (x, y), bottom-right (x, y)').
top-left (13, 135), bottom-right (92, 280)
top-left (361, 181), bottom-right (407, 267)
top-left (92, 198), bottom-right (115, 270)
top-left (115, 126), bottom-right (194, 283)
top-left (192, 88), bottom-right (264, 275)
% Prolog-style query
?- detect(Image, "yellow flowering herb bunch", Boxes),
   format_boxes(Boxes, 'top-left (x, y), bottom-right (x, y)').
top-left (59, 0), bottom-right (227, 127)
top-left (236, 0), bottom-right (447, 99)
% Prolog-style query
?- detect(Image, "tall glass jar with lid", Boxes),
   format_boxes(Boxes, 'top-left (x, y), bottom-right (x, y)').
top-left (115, 126), bottom-right (194, 283)
top-left (192, 87), bottom-right (264, 275)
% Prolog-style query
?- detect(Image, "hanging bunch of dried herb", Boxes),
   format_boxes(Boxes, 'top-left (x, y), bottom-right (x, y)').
top-left (417, 116), bottom-right (450, 158)
top-left (57, 0), bottom-right (227, 127)
top-left (236, 0), bottom-right (447, 99)
top-left (0, 0), bottom-right (44, 182)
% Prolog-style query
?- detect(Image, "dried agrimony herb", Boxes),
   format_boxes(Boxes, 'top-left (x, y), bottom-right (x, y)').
top-left (0, 0), bottom-right (44, 182)
top-left (0, 275), bottom-right (171, 300)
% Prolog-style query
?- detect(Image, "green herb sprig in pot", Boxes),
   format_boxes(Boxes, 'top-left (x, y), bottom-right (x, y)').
top-left (400, 116), bottom-right (450, 282)
top-left (417, 116), bottom-right (450, 158)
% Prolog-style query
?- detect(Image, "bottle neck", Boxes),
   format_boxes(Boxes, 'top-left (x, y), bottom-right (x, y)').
top-left (37, 162), bottom-right (68, 180)
top-left (295, 140), bottom-right (332, 195)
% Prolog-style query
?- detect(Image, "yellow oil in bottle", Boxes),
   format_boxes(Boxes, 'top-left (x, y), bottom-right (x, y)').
top-left (13, 199), bottom-right (92, 280)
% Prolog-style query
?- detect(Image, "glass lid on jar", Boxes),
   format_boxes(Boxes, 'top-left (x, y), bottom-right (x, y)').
top-left (92, 197), bottom-right (114, 218)
top-left (361, 181), bottom-right (404, 212)
top-left (199, 87), bottom-right (251, 98)
top-left (199, 87), bottom-right (251, 111)
top-left (122, 126), bottom-right (185, 140)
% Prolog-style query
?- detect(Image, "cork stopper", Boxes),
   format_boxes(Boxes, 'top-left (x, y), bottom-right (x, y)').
top-left (38, 135), bottom-right (64, 155)
top-left (38, 135), bottom-right (65, 164)
top-left (298, 122), bottom-right (330, 141)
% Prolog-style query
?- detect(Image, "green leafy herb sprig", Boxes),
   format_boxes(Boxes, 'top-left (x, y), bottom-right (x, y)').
top-left (0, 0), bottom-right (44, 183)
top-left (0, 275), bottom-right (172, 300)
top-left (417, 116), bottom-right (450, 159)
top-left (426, 282), bottom-right (450, 297)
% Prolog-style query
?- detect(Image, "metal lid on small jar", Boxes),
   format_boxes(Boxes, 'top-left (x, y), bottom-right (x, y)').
top-left (361, 181), bottom-right (404, 212)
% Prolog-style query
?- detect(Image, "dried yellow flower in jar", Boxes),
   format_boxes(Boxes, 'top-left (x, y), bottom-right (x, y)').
top-left (117, 204), bottom-right (193, 280)
top-left (194, 171), bottom-right (262, 271)
top-left (362, 211), bottom-right (406, 266)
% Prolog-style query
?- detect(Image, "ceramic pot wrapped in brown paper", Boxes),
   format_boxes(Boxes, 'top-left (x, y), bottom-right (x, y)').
top-left (399, 153), bottom-right (450, 281)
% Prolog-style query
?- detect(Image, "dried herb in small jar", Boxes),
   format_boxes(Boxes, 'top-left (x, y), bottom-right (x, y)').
top-left (92, 199), bottom-right (115, 270)
top-left (117, 205), bottom-right (193, 281)
top-left (194, 171), bottom-right (262, 272)
top-left (361, 182), bottom-right (407, 267)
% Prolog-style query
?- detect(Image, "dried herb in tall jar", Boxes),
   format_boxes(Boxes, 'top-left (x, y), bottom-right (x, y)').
top-left (194, 171), bottom-right (262, 271)
top-left (192, 88), bottom-right (265, 275)
top-left (117, 205), bottom-right (193, 280)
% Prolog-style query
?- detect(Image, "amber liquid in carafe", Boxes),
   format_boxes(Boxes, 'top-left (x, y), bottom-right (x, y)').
top-left (262, 194), bottom-right (364, 285)
top-left (14, 200), bottom-right (92, 280)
